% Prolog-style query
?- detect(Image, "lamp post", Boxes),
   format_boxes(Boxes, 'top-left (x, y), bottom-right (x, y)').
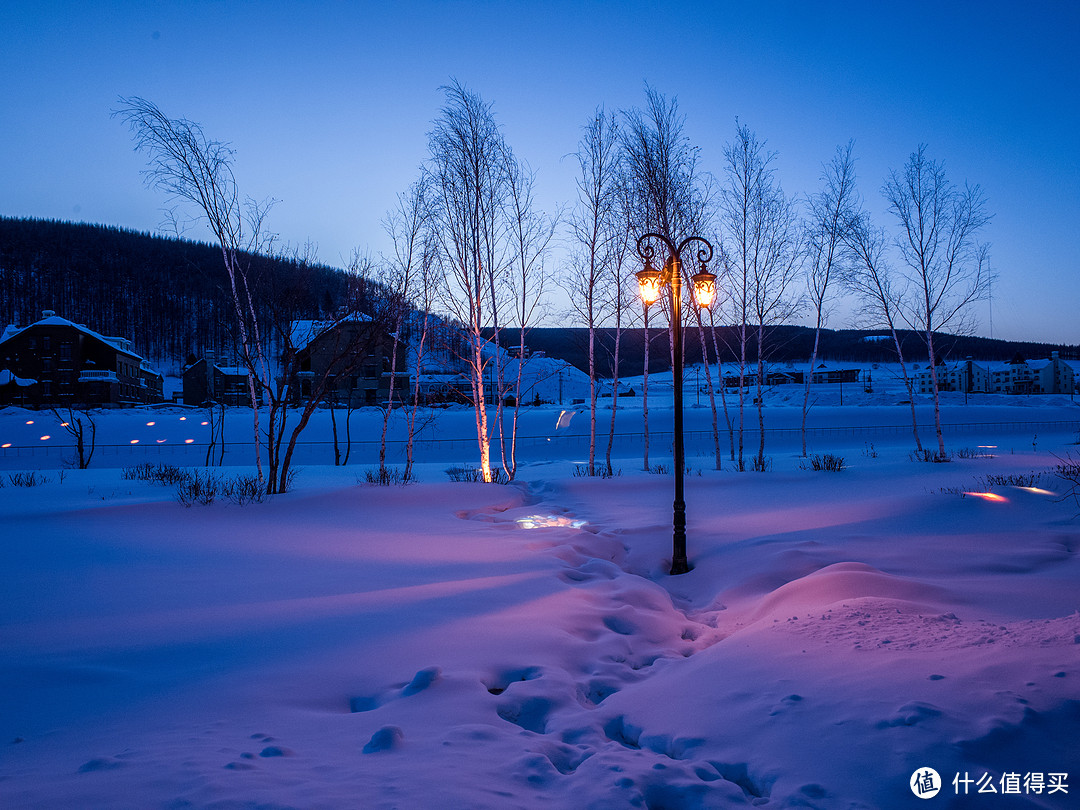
top-left (634, 232), bottom-right (716, 575)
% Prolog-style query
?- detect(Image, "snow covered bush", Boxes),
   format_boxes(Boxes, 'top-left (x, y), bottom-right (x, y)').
top-left (800, 453), bottom-right (846, 471)
top-left (123, 462), bottom-right (188, 485)
top-left (362, 466), bottom-right (414, 486)
top-left (910, 448), bottom-right (952, 463)
top-left (175, 470), bottom-right (220, 506)
top-left (444, 466), bottom-right (508, 484)
top-left (7, 472), bottom-right (50, 487)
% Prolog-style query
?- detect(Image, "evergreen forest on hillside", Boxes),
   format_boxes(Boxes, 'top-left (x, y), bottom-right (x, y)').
top-left (2, 217), bottom-right (1076, 376)
top-left (0, 218), bottom-right (358, 369)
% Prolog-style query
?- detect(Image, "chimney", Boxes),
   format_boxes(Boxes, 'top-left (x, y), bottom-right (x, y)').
top-left (42, 309), bottom-right (56, 319)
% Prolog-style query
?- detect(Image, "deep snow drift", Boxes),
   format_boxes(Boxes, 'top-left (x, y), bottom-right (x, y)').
top-left (1, 391), bottom-right (1078, 809)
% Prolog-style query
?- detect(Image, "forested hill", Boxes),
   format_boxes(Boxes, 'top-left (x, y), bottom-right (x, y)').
top-left (495, 325), bottom-right (1080, 377)
top-left (0, 217), bottom-right (353, 369)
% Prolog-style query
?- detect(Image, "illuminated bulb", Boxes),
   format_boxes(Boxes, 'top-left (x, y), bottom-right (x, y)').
top-left (130, 439), bottom-right (139, 445)
top-left (156, 439), bottom-right (166, 444)
top-left (691, 268), bottom-right (717, 308)
top-left (201, 421), bottom-right (209, 426)
top-left (60, 422), bottom-right (70, 427)
top-left (40, 435), bottom-right (51, 441)
top-left (1, 443), bottom-right (10, 448)
top-left (146, 421), bottom-right (156, 426)
top-left (179, 417), bottom-right (187, 421)
top-left (636, 263), bottom-right (663, 306)
top-left (25, 420), bottom-right (34, 425)
top-left (184, 439), bottom-right (194, 444)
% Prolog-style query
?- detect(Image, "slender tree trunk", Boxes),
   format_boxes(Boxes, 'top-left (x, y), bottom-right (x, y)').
top-left (708, 316), bottom-right (735, 461)
top-left (695, 316), bottom-right (722, 470)
top-left (605, 312), bottom-right (623, 476)
top-left (588, 321), bottom-right (597, 475)
top-left (380, 321), bottom-right (404, 471)
top-left (890, 330), bottom-right (923, 453)
top-left (755, 323), bottom-right (767, 469)
top-left (737, 319), bottom-right (747, 470)
top-left (800, 320), bottom-right (823, 457)
top-left (926, 329), bottom-right (946, 455)
top-left (330, 396), bottom-right (341, 466)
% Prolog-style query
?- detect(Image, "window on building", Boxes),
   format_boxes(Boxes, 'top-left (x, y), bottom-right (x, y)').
top-left (42, 336), bottom-right (51, 351)
top-left (59, 343), bottom-right (72, 362)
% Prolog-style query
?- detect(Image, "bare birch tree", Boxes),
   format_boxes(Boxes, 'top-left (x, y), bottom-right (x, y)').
top-left (842, 210), bottom-right (924, 452)
top-left (426, 81), bottom-right (510, 482)
top-left (116, 96), bottom-right (272, 485)
top-left (378, 177), bottom-right (431, 474)
top-left (567, 107), bottom-right (621, 476)
top-left (621, 88), bottom-right (717, 467)
top-left (800, 141), bottom-right (857, 456)
top-left (720, 122), bottom-right (802, 471)
top-left (501, 148), bottom-right (557, 480)
top-left (883, 145), bottom-right (991, 455)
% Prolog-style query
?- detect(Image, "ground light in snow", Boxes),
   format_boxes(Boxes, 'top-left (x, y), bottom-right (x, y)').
top-left (965, 491), bottom-right (1008, 502)
top-left (39, 435), bottom-right (49, 441)
top-left (1020, 486), bottom-right (1056, 495)
top-left (515, 514), bottom-right (588, 529)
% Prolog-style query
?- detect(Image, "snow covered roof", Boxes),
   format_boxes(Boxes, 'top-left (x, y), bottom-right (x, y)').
top-left (289, 314), bottom-right (373, 350)
top-left (0, 369), bottom-right (35, 386)
top-left (0, 314), bottom-right (146, 362)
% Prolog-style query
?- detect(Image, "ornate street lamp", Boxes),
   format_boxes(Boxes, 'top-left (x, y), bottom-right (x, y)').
top-left (634, 232), bottom-right (716, 575)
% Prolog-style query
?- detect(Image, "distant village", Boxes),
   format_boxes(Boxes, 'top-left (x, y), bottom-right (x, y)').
top-left (0, 310), bottom-right (1076, 410)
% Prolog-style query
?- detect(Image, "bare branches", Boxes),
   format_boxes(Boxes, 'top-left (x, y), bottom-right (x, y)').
top-left (620, 87), bottom-right (708, 247)
top-left (882, 144), bottom-right (992, 453)
top-left (424, 80), bottom-right (513, 482)
top-left (883, 144), bottom-right (992, 338)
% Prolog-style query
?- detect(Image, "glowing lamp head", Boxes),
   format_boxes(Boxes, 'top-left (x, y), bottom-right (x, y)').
top-left (636, 262), bottom-right (663, 306)
top-left (691, 268), bottom-right (717, 309)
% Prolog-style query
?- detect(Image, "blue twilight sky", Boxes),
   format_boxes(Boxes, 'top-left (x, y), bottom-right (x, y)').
top-left (2, 0), bottom-right (1078, 344)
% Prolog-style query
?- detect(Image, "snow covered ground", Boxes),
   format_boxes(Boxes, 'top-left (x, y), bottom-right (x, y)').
top-left (1, 382), bottom-right (1079, 808)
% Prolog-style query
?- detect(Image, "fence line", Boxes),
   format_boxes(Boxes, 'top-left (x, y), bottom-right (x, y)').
top-left (3, 419), bottom-right (1077, 468)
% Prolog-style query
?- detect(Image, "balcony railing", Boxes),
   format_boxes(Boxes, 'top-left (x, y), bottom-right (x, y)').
top-left (78, 370), bottom-right (118, 382)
